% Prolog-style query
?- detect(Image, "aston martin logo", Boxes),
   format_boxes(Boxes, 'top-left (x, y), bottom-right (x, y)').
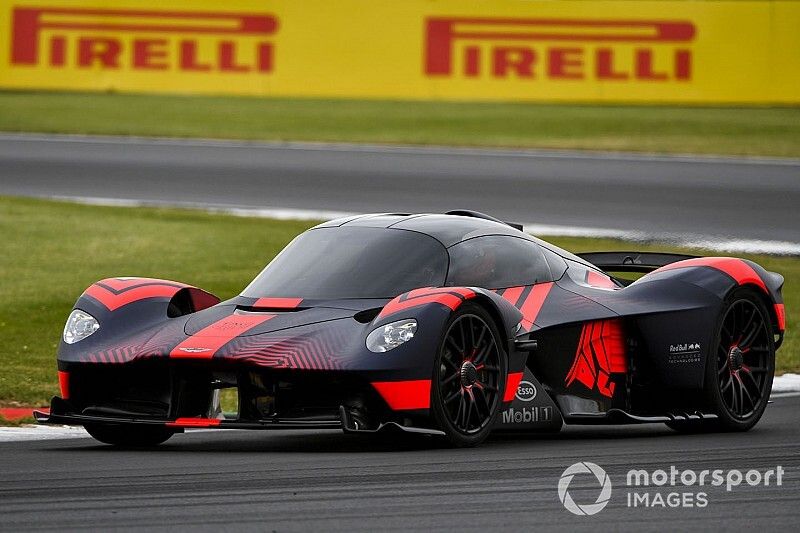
top-left (178, 347), bottom-right (212, 353)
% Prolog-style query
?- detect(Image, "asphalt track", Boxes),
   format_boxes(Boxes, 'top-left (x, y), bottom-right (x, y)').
top-left (1, 395), bottom-right (798, 531)
top-left (1, 134), bottom-right (799, 250)
top-left (1, 133), bottom-right (800, 530)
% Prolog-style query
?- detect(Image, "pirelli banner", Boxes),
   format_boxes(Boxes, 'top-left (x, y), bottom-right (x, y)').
top-left (1, 0), bottom-right (799, 104)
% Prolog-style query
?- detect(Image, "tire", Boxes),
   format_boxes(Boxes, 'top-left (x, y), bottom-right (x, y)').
top-left (430, 303), bottom-right (507, 447)
top-left (666, 287), bottom-right (775, 433)
top-left (85, 423), bottom-right (174, 447)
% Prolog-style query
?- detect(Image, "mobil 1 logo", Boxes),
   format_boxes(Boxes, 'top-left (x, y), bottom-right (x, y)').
top-left (495, 369), bottom-right (563, 431)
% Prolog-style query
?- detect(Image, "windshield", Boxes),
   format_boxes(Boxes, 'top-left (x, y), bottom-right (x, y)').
top-left (242, 227), bottom-right (448, 299)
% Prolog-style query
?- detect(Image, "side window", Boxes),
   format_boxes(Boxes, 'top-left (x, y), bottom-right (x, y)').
top-left (446, 236), bottom-right (552, 289)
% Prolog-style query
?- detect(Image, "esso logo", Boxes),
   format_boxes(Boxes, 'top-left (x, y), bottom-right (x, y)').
top-left (515, 380), bottom-right (537, 402)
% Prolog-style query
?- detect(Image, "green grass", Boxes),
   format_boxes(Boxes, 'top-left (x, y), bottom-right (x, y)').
top-left (0, 196), bottom-right (796, 407)
top-left (0, 196), bottom-right (314, 406)
top-left (1, 91), bottom-right (799, 157)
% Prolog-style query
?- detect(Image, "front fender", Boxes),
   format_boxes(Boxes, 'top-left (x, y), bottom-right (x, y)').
top-left (58, 277), bottom-right (219, 365)
top-left (374, 286), bottom-right (522, 338)
top-left (371, 286), bottom-right (526, 409)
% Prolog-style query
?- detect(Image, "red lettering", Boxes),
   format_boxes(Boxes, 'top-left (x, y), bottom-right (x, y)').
top-left (675, 49), bottom-right (691, 80)
top-left (78, 37), bottom-right (121, 68)
top-left (464, 46), bottom-right (480, 77)
top-left (11, 8), bottom-right (40, 64)
top-left (492, 47), bottom-right (535, 78)
top-left (595, 48), bottom-right (628, 80)
top-left (425, 19), bottom-right (455, 75)
top-left (257, 43), bottom-right (273, 72)
top-left (133, 39), bottom-right (168, 70)
top-left (548, 47), bottom-right (583, 79)
top-left (219, 41), bottom-right (248, 72)
top-left (179, 41), bottom-right (212, 71)
top-left (424, 17), bottom-right (696, 79)
top-left (635, 49), bottom-right (667, 80)
top-left (10, 7), bottom-right (278, 73)
top-left (49, 36), bottom-right (66, 66)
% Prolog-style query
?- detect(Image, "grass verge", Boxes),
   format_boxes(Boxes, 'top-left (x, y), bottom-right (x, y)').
top-left (0, 91), bottom-right (799, 157)
top-left (0, 196), bottom-right (796, 408)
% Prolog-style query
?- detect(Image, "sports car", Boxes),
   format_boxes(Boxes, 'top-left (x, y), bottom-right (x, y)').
top-left (36, 210), bottom-right (786, 447)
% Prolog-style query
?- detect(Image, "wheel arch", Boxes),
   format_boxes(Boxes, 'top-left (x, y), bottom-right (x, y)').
top-left (638, 257), bottom-right (785, 339)
top-left (469, 289), bottom-right (522, 343)
top-left (732, 282), bottom-right (784, 345)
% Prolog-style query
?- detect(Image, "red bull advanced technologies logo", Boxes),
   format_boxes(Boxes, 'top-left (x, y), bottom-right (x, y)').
top-left (11, 7), bottom-right (278, 73)
top-left (425, 17), bottom-right (696, 82)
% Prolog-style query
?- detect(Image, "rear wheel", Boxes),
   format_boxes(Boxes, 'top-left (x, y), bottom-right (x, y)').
top-left (430, 304), bottom-right (506, 447)
top-left (667, 288), bottom-right (775, 433)
top-left (85, 424), bottom-right (174, 447)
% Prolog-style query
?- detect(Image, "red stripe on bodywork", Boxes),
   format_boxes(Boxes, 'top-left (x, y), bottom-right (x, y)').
top-left (379, 294), bottom-right (462, 317)
top-left (775, 303), bottom-right (786, 331)
top-left (97, 277), bottom-right (184, 292)
top-left (371, 380), bottom-right (431, 410)
top-left (378, 287), bottom-right (475, 319)
top-left (58, 371), bottom-right (70, 399)
top-left (503, 372), bottom-right (524, 402)
top-left (170, 314), bottom-right (274, 358)
top-left (586, 270), bottom-right (617, 289)
top-left (85, 284), bottom-right (182, 311)
top-left (656, 258), bottom-right (767, 293)
top-left (406, 286), bottom-right (475, 299)
top-left (166, 417), bottom-right (222, 428)
top-left (500, 286), bottom-right (524, 307)
top-left (84, 278), bottom-right (188, 311)
top-left (518, 282), bottom-right (554, 330)
top-left (253, 297), bottom-right (303, 309)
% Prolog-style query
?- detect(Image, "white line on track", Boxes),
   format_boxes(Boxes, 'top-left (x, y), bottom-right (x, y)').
top-left (1, 132), bottom-right (798, 167)
top-left (772, 373), bottom-right (800, 393)
top-left (50, 195), bottom-right (800, 256)
top-left (0, 425), bottom-right (225, 443)
top-left (0, 425), bottom-right (89, 442)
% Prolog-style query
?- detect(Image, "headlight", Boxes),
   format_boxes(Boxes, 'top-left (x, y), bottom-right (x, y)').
top-left (366, 319), bottom-right (417, 353)
top-left (63, 310), bottom-right (100, 344)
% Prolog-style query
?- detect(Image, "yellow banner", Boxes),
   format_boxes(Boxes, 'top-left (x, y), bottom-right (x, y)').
top-left (1, 0), bottom-right (798, 103)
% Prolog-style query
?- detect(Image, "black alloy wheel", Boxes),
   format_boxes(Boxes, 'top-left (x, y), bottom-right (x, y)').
top-left (713, 292), bottom-right (774, 424)
top-left (431, 303), bottom-right (506, 447)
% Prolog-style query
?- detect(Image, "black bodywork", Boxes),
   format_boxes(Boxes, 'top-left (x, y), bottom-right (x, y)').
top-left (38, 212), bottom-right (786, 437)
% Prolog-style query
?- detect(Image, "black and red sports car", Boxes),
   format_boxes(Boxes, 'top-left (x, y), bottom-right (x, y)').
top-left (37, 211), bottom-right (786, 447)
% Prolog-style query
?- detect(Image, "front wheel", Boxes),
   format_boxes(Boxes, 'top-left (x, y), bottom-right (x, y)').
top-left (85, 424), bottom-right (175, 447)
top-left (430, 303), bottom-right (507, 447)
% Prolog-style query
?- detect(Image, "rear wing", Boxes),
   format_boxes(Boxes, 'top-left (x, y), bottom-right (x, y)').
top-left (444, 210), bottom-right (524, 231)
top-left (577, 252), bottom-right (697, 274)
